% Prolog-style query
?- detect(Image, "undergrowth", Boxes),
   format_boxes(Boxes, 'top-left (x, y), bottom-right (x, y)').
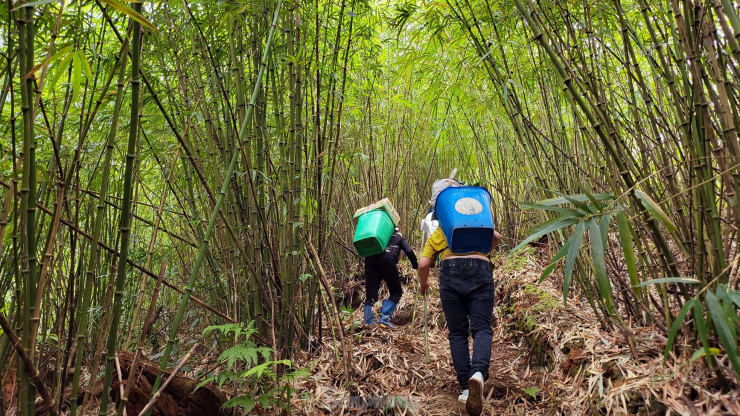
top-left (495, 245), bottom-right (533, 275)
top-left (520, 284), bottom-right (562, 332)
top-left (197, 322), bottom-right (309, 414)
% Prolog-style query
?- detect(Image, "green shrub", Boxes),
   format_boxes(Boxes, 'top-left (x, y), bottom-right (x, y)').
top-left (197, 322), bottom-right (309, 413)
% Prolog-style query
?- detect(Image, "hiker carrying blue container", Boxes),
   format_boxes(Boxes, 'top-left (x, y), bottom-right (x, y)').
top-left (418, 175), bottom-right (502, 416)
top-left (363, 228), bottom-right (418, 329)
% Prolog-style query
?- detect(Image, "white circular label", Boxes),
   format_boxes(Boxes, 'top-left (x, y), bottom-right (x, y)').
top-left (455, 197), bottom-right (483, 215)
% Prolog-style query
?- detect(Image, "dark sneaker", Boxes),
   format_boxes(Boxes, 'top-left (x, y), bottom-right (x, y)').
top-left (466, 372), bottom-right (484, 416)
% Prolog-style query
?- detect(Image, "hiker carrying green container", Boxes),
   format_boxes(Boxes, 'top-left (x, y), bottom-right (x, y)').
top-left (363, 228), bottom-right (417, 328)
top-left (352, 199), bottom-right (417, 329)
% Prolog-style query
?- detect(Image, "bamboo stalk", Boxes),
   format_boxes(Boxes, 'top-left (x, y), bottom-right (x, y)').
top-left (146, 4), bottom-right (284, 411)
top-left (116, 260), bottom-right (168, 416)
top-left (99, 2), bottom-right (146, 408)
top-left (68, 37), bottom-right (131, 416)
top-left (124, 146), bottom-right (181, 348)
top-left (305, 237), bottom-right (353, 380)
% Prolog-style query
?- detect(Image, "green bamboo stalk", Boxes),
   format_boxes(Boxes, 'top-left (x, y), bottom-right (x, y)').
top-left (68, 38), bottom-right (129, 416)
top-left (124, 145), bottom-right (179, 348)
top-left (146, 3), bottom-right (283, 412)
top-left (514, 0), bottom-right (682, 282)
top-left (720, 0), bottom-right (740, 39)
top-left (17, 3), bottom-right (37, 414)
top-left (97, 0), bottom-right (144, 407)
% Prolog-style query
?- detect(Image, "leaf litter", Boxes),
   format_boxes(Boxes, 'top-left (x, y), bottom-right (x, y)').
top-left (291, 248), bottom-right (739, 415)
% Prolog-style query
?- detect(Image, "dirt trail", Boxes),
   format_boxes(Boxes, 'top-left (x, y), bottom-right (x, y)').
top-left (292, 248), bottom-right (739, 415)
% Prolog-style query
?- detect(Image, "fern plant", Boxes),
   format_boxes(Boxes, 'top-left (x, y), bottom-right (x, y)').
top-left (196, 322), bottom-right (309, 414)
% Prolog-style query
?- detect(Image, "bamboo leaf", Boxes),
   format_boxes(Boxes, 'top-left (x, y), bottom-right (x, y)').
top-left (519, 202), bottom-right (584, 216)
top-left (574, 181), bottom-right (606, 211)
top-left (509, 214), bottom-right (580, 255)
top-left (588, 218), bottom-right (613, 311)
top-left (690, 347), bottom-right (721, 362)
top-left (77, 51), bottom-right (94, 81)
top-left (599, 213), bottom-right (610, 252)
top-left (693, 301), bottom-right (715, 366)
top-left (727, 289), bottom-right (740, 309)
top-left (616, 210), bottom-right (640, 293)
top-left (550, 239), bottom-right (572, 264)
top-left (716, 284), bottom-right (731, 301)
top-left (536, 193), bottom-right (614, 207)
top-left (632, 277), bottom-right (700, 288)
top-left (724, 304), bottom-right (740, 335)
top-left (11, 0), bottom-right (61, 11)
top-left (663, 299), bottom-right (694, 365)
top-left (554, 190), bottom-right (595, 214)
top-left (538, 262), bottom-right (558, 284)
top-left (538, 239), bottom-right (571, 284)
top-left (716, 286), bottom-right (738, 339)
top-left (23, 45), bottom-right (73, 79)
top-left (49, 53), bottom-right (73, 90)
top-left (706, 291), bottom-right (740, 375)
top-left (634, 190), bottom-right (677, 232)
top-left (218, 12), bottom-right (233, 33)
top-left (563, 221), bottom-right (585, 304)
top-left (72, 53), bottom-right (81, 103)
top-left (101, 0), bottom-right (158, 33)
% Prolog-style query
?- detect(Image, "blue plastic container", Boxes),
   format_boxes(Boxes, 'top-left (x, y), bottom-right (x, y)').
top-left (434, 186), bottom-right (495, 253)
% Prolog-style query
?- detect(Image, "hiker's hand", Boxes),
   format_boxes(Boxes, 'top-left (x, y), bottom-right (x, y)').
top-left (420, 280), bottom-right (429, 295)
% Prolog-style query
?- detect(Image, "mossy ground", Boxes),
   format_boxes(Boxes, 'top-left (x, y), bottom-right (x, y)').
top-left (494, 247), bottom-right (564, 369)
top-left (519, 284), bottom-right (562, 332)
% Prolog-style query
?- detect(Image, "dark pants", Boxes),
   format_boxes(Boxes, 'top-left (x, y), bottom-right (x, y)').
top-left (439, 258), bottom-right (494, 390)
top-left (364, 254), bottom-right (403, 306)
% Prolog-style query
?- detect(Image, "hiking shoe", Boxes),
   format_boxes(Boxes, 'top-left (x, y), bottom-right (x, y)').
top-left (458, 389), bottom-right (469, 404)
top-left (466, 372), bottom-right (484, 416)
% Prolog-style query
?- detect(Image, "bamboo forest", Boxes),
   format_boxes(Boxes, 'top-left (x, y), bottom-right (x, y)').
top-left (2, 0), bottom-right (740, 414)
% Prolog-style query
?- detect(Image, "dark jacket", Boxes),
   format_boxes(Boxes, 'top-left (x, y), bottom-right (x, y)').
top-left (381, 232), bottom-right (418, 269)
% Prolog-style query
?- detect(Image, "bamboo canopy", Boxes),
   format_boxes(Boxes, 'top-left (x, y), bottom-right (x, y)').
top-left (0, 0), bottom-right (738, 414)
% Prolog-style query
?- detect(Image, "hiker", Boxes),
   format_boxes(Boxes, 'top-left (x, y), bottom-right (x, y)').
top-left (418, 186), bottom-right (502, 416)
top-left (363, 228), bottom-right (418, 329)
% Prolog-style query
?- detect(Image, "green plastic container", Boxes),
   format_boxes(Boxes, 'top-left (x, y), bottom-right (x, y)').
top-left (353, 210), bottom-right (395, 257)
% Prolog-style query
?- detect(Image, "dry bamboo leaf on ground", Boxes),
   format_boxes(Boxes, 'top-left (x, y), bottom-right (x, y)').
top-left (292, 253), bottom-right (739, 415)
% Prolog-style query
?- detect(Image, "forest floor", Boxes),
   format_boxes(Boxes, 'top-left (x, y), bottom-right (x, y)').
top-left (291, 247), bottom-right (740, 415)
top-left (5, 247), bottom-right (737, 415)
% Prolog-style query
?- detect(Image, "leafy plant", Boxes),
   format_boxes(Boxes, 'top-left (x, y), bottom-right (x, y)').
top-left (516, 188), bottom-right (740, 379)
top-left (522, 386), bottom-right (540, 399)
top-left (512, 189), bottom-right (619, 309)
top-left (197, 322), bottom-right (309, 413)
top-left (705, 288), bottom-right (740, 375)
top-left (668, 285), bottom-right (740, 375)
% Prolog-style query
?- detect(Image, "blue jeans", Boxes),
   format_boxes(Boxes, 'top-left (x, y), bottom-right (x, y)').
top-left (439, 258), bottom-right (494, 390)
